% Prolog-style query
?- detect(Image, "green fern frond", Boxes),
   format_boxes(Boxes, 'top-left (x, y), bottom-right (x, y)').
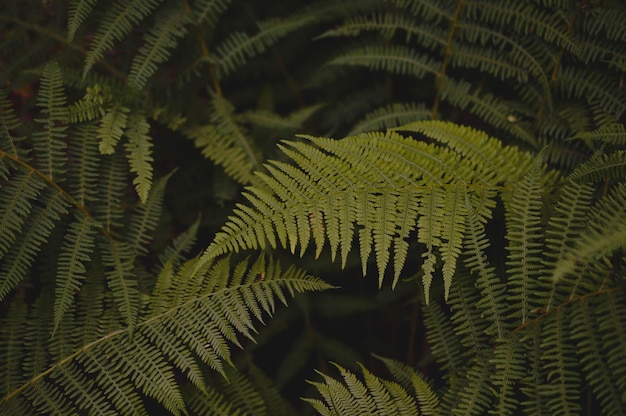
top-left (92, 155), bottom-right (126, 232)
top-left (125, 172), bottom-right (171, 257)
top-left (124, 114), bottom-right (154, 203)
top-left (320, 12), bottom-right (447, 50)
top-left (455, 23), bottom-right (552, 102)
top-left (423, 301), bottom-right (464, 381)
top-left (542, 181), bottom-right (594, 310)
top-left (328, 44), bottom-right (440, 79)
top-left (373, 355), bottom-right (441, 416)
top-left (128, 6), bottom-right (191, 90)
top-left (100, 238), bottom-right (139, 329)
top-left (185, 95), bottom-right (263, 185)
top-left (203, 121), bottom-right (533, 298)
top-left (552, 183), bottom-right (626, 283)
top-left (348, 102), bottom-right (431, 136)
top-left (463, 193), bottom-right (508, 338)
top-left (157, 215), bottom-right (200, 270)
top-left (185, 384), bottom-right (244, 416)
top-left (595, 291), bottom-right (626, 407)
top-left (556, 67), bottom-right (626, 119)
top-left (0, 95), bottom-right (25, 158)
top-left (0, 188), bottom-right (69, 301)
top-left (67, 0), bottom-right (98, 41)
top-left (33, 61), bottom-right (69, 180)
top-left (567, 150), bottom-right (626, 183)
top-left (1, 253), bottom-right (330, 414)
top-left (462, 0), bottom-right (579, 54)
top-left (490, 336), bottom-right (526, 415)
top-left (83, 0), bottom-right (162, 76)
top-left (582, 4), bottom-right (626, 42)
top-left (53, 214), bottom-right (98, 332)
top-left (572, 298), bottom-right (626, 415)
top-left (191, 0), bottom-right (232, 26)
top-left (540, 307), bottom-right (582, 415)
top-left (391, 0), bottom-right (451, 21)
top-left (0, 171), bottom-right (45, 261)
top-left (440, 78), bottom-right (537, 147)
top-left (67, 123), bottom-right (101, 205)
top-left (214, 14), bottom-right (317, 77)
top-left (448, 275), bottom-right (489, 355)
top-left (304, 362), bottom-right (418, 416)
top-left (98, 104), bottom-right (129, 154)
top-left (504, 154), bottom-right (546, 324)
top-left (450, 353), bottom-right (494, 415)
top-left (570, 123), bottom-right (626, 146)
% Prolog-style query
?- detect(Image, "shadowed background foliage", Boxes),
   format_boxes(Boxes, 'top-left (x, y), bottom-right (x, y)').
top-left (1, 0), bottom-right (625, 414)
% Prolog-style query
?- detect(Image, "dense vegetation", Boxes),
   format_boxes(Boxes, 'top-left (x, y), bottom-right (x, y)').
top-left (1, 0), bottom-right (625, 414)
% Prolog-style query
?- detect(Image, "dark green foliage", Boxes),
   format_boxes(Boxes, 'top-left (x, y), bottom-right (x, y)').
top-left (1, 0), bottom-right (625, 414)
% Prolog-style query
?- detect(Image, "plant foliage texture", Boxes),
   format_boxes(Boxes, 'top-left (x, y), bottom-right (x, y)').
top-left (1, 0), bottom-right (625, 414)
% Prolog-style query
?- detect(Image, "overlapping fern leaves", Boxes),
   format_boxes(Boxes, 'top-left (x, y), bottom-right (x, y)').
top-left (203, 120), bottom-right (533, 300)
top-left (0, 252), bottom-right (330, 415)
top-left (303, 128), bottom-right (626, 415)
top-left (2, 0), bottom-right (626, 414)
top-left (0, 62), bottom-right (330, 414)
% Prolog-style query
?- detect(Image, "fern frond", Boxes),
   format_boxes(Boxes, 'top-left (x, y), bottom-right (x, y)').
top-left (374, 355), bottom-right (441, 416)
top-left (462, 0), bottom-right (578, 54)
top-left (555, 67), bottom-right (626, 119)
top-left (185, 95), bottom-right (262, 185)
top-left (570, 122), bottom-right (626, 146)
top-left (440, 78), bottom-right (537, 146)
top-left (67, 122), bottom-right (101, 205)
top-left (568, 150), bottom-right (626, 183)
top-left (191, 0), bottom-right (232, 26)
top-left (83, 0), bottom-right (162, 76)
top-left (552, 183), bottom-right (626, 283)
top-left (185, 384), bottom-right (243, 416)
top-left (320, 12), bottom-right (447, 50)
top-left (572, 298), bottom-right (626, 415)
top-left (92, 154), bottom-right (126, 232)
top-left (0, 188), bottom-right (69, 300)
top-left (490, 336), bottom-right (526, 415)
top-left (158, 215), bottom-right (200, 270)
top-left (423, 301), bottom-right (464, 381)
top-left (128, 6), bottom-right (190, 90)
top-left (125, 172), bottom-right (171, 257)
top-left (2, 253), bottom-right (330, 414)
top-left (202, 121), bottom-right (532, 298)
top-left (348, 102), bottom-right (431, 136)
top-left (451, 353), bottom-right (494, 415)
top-left (124, 114), bottom-right (154, 203)
top-left (67, 0), bottom-right (98, 41)
top-left (33, 61), bottom-right (69, 180)
top-left (214, 14), bottom-right (317, 77)
top-left (448, 275), bottom-right (489, 355)
top-left (100, 238), bottom-right (139, 329)
top-left (504, 154), bottom-right (546, 324)
top-left (542, 181), bottom-right (594, 310)
top-left (0, 95), bottom-right (25, 158)
top-left (540, 307), bottom-right (582, 415)
top-left (98, 104), bottom-right (129, 154)
top-left (53, 214), bottom-right (98, 332)
top-left (304, 362), bottom-right (418, 416)
top-left (463, 193), bottom-right (508, 338)
top-left (328, 44), bottom-right (440, 79)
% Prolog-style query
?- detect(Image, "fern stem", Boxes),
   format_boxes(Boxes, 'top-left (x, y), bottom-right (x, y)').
top-left (432, 0), bottom-right (465, 119)
top-left (180, 0), bottom-right (223, 97)
top-left (511, 285), bottom-right (623, 336)
top-left (1, 16), bottom-right (128, 83)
